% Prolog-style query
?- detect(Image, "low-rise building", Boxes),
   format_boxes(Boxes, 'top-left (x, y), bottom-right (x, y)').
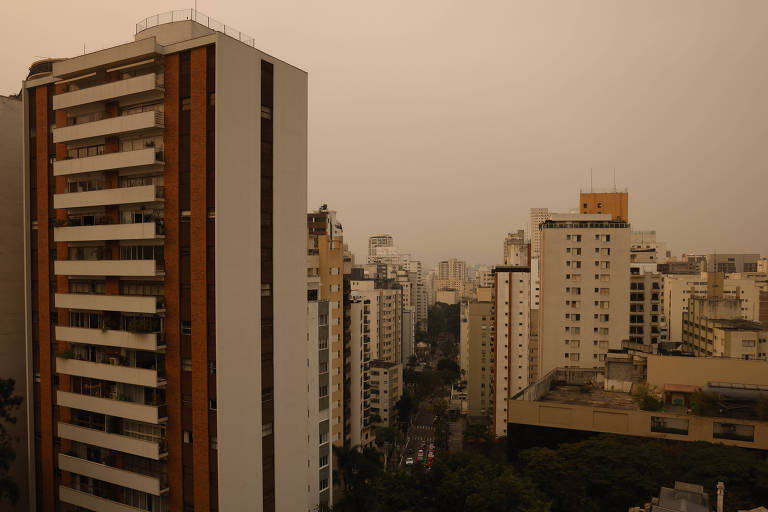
top-left (508, 355), bottom-right (768, 451)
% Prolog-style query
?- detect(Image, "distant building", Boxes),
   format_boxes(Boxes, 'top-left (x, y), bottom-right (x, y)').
top-left (579, 188), bottom-right (629, 221)
top-left (351, 280), bottom-right (403, 364)
top-left (367, 234), bottom-right (393, 263)
top-left (529, 207), bottom-right (552, 259)
top-left (706, 253), bottom-right (760, 274)
top-left (459, 294), bottom-right (494, 418)
top-left (503, 229), bottom-right (530, 266)
top-left (369, 361), bottom-right (403, 427)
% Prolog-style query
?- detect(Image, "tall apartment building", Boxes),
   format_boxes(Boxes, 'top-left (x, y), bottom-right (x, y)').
top-left (369, 361), bottom-right (402, 427)
top-left (459, 295), bottom-right (493, 418)
top-left (529, 208), bottom-right (551, 259)
top-left (0, 94), bottom-right (30, 512)
top-left (705, 253), bottom-right (760, 273)
top-left (22, 13), bottom-right (308, 512)
top-left (759, 259), bottom-right (768, 273)
top-left (579, 189), bottom-right (629, 221)
top-left (367, 234), bottom-right (393, 263)
top-left (491, 265), bottom-right (531, 436)
top-left (347, 294), bottom-right (374, 448)
top-left (629, 266), bottom-right (664, 350)
top-left (350, 280), bottom-right (403, 364)
top-left (538, 215), bottom-right (630, 376)
top-left (438, 258), bottom-right (467, 282)
top-left (307, 206), bottom-right (345, 451)
top-left (306, 279), bottom-right (331, 508)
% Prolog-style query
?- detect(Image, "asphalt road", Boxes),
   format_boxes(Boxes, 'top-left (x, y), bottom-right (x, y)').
top-left (401, 401), bottom-right (436, 468)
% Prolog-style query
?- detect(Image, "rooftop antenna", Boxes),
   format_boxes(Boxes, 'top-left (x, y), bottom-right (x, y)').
top-left (590, 168), bottom-right (593, 192)
top-left (613, 168), bottom-right (616, 191)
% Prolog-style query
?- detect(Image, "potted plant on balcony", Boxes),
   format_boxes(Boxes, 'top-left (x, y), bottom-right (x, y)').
top-left (54, 218), bottom-right (68, 227)
top-left (55, 349), bottom-right (73, 360)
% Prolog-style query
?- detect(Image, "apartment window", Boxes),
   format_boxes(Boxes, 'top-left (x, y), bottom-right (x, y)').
top-left (261, 283), bottom-right (272, 296)
top-left (319, 385), bottom-right (328, 398)
top-left (181, 321), bottom-right (192, 335)
top-left (319, 455), bottom-right (328, 468)
top-left (320, 479), bottom-right (329, 491)
top-left (182, 359), bottom-right (192, 372)
top-left (209, 399), bottom-right (217, 410)
top-left (262, 423), bottom-right (273, 437)
top-left (183, 430), bottom-right (193, 444)
top-left (319, 432), bottom-right (328, 445)
top-left (210, 436), bottom-right (218, 450)
top-left (181, 97), bottom-right (191, 111)
top-left (208, 361), bottom-right (216, 375)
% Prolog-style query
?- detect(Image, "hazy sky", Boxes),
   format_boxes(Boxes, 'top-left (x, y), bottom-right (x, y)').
top-left (5, 1), bottom-right (768, 267)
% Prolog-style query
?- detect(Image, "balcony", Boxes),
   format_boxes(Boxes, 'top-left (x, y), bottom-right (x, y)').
top-left (57, 391), bottom-right (167, 424)
top-left (55, 259), bottom-right (158, 277)
top-left (54, 221), bottom-right (160, 242)
top-left (54, 73), bottom-right (161, 110)
top-left (58, 453), bottom-right (166, 495)
top-left (59, 485), bottom-right (147, 512)
top-left (53, 111), bottom-right (164, 143)
top-left (56, 326), bottom-right (160, 351)
top-left (54, 293), bottom-right (158, 314)
top-left (58, 422), bottom-right (163, 460)
top-left (54, 185), bottom-right (159, 209)
top-left (56, 357), bottom-right (164, 388)
top-left (54, 148), bottom-right (160, 176)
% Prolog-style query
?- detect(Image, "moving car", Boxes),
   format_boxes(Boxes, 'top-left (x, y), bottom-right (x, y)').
top-left (417, 449), bottom-right (424, 461)
top-left (405, 457), bottom-right (414, 466)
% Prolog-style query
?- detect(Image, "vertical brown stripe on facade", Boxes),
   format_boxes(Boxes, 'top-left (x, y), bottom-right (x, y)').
top-left (190, 47), bottom-right (211, 512)
top-left (35, 85), bottom-right (54, 512)
top-left (164, 52), bottom-right (184, 512)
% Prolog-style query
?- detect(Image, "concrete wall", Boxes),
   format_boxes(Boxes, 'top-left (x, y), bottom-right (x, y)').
top-left (646, 355), bottom-right (768, 389)
top-left (214, 34), bottom-right (308, 511)
top-left (507, 399), bottom-right (768, 450)
top-left (0, 95), bottom-right (29, 512)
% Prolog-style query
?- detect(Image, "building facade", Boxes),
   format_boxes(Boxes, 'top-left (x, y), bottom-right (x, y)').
top-left (0, 94), bottom-right (30, 512)
top-left (491, 266), bottom-right (531, 436)
top-left (367, 234), bottom-right (393, 263)
top-left (579, 189), bottom-right (629, 221)
top-left (529, 207), bottom-right (551, 259)
top-left (459, 298), bottom-right (493, 418)
top-left (538, 216), bottom-right (630, 376)
top-left (22, 14), bottom-right (308, 512)
top-left (369, 361), bottom-right (402, 427)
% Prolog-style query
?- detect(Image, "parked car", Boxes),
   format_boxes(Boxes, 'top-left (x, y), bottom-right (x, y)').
top-left (405, 457), bottom-right (414, 466)
top-left (417, 449), bottom-right (424, 461)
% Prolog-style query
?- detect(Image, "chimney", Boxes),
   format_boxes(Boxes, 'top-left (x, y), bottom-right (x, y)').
top-left (716, 481), bottom-right (724, 512)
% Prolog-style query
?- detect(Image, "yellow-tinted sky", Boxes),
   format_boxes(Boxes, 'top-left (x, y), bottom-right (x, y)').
top-left (5, 0), bottom-right (767, 266)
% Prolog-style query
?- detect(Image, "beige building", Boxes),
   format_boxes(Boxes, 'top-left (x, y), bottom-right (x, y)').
top-left (508, 355), bottom-right (768, 451)
top-left (529, 208), bottom-right (551, 259)
top-left (682, 274), bottom-right (768, 359)
top-left (459, 295), bottom-right (494, 418)
top-left (664, 272), bottom-right (767, 343)
top-left (367, 234), bottom-right (393, 263)
top-left (350, 280), bottom-right (402, 364)
top-left (492, 266), bottom-right (532, 436)
top-left (579, 189), bottom-right (629, 222)
top-left (369, 361), bottom-right (403, 427)
top-left (503, 229), bottom-right (530, 266)
top-left (347, 295), bottom-right (375, 448)
top-left (538, 215), bottom-right (631, 375)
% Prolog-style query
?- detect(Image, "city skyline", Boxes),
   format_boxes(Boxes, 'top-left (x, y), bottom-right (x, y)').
top-left (3, 0), bottom-right (768, 266)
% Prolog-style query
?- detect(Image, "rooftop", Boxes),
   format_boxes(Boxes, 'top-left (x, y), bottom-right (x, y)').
top-left (540, 385), bottom-right (639, 411)
top-left (136, 9), bottom-right (257, 47)
top-left (712, 318), bottom-right (768, 331)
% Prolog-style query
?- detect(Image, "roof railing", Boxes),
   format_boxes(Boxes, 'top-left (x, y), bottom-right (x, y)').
top-left (136, 9), bottom-right (256, 48)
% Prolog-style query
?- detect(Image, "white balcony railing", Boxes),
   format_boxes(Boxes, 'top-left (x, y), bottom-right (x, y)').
top-left (56, 326), bottom-right (159, 351)
top-left (54, 73), bottom-right (161, 110)
top-left (53, 111), bottom-right (164, 143)
top-left (58, 422), bottom-right (162, 460)
top-left (54, 222), bottom-right (159, 242)
top-left (59, 485), bottom-right (146, 512)
top-left (54, 185), bottom-right (158, 209)
top-left (57, 391), bottom-right (166, 424)
top-left (54, 148), bottom-right (160, 176)
top-left (58, 453), bottom-right (165, 495)
top-left (54, 293), bottom-right (158, 314)
top-left (56, 357), bottom-right (162, 388)
top-left (55, 259), bottom-right (157, 277)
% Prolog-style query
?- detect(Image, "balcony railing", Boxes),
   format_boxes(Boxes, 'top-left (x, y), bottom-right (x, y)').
top-left (136, 9), bottom-right (257, 47)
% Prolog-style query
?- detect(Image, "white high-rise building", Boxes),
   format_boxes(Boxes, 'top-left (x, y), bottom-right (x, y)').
top-left (538, 214), bottom-right (631, 376)
top-left (491, 266), bottom-right (531, 436)
top-left (503, 230), bottom-right (530, 266)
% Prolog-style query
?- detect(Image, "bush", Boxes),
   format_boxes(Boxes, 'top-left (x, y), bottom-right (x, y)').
top-left (690, 390), bottom-right (720, 417)
top-left (632, 384), bottom-right (663, 411)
